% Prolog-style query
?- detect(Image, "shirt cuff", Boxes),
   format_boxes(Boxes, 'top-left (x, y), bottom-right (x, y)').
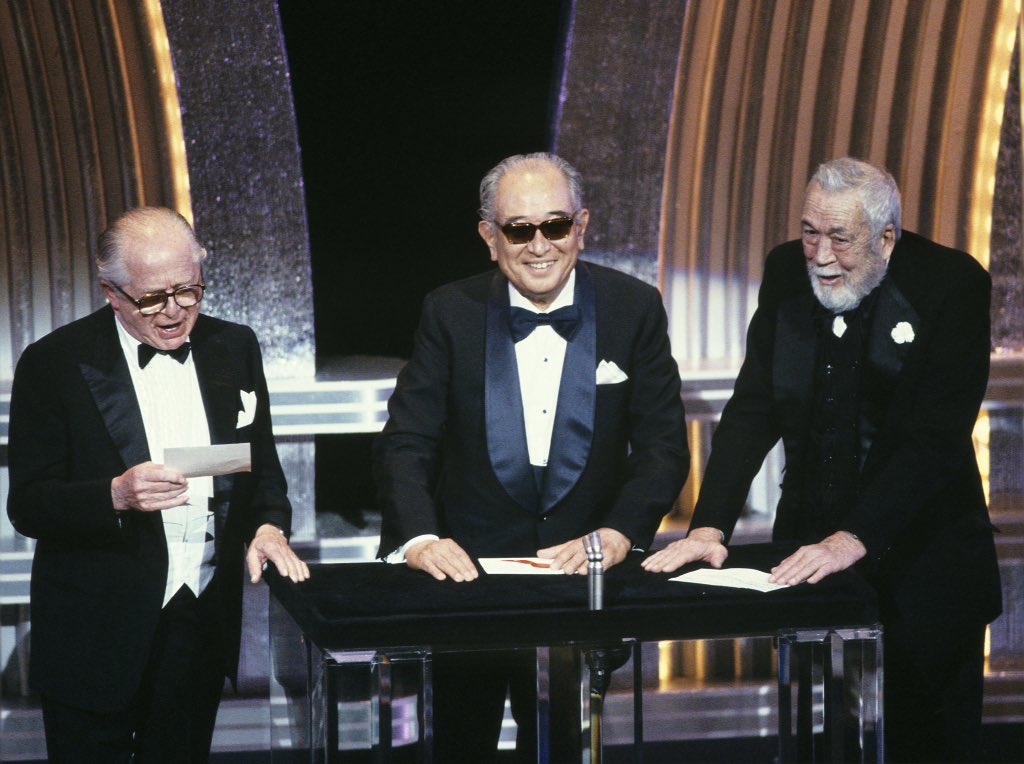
top-left (686, 527), bottom-right (726, 544)
top-left (384, 534), bottom-right (440, 564)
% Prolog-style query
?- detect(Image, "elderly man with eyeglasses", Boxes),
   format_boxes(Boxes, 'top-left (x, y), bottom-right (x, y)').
top-left (7, 206), bottom-right (309, 762)
top-left (374, 152), bottom-right (688, 762)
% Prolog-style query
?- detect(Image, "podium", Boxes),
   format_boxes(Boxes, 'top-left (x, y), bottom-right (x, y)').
top-left (267, 543), bottom-right (882, 762)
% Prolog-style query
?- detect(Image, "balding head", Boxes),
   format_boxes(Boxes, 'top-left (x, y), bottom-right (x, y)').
top-left (97, 207), bottom-right (207, 286)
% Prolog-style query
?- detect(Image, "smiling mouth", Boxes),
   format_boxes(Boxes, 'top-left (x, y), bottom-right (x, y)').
top-left (527, 261), bottom-right (554, 271)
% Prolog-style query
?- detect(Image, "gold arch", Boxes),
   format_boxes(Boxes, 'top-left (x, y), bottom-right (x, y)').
top-left (0, 0), bottom-right (182, 376)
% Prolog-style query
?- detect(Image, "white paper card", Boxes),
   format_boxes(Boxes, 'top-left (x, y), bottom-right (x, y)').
top-left (478, 557), bottom-right (564, 575)
top-left (669, 567), bottom-right (789, 592)
top-left (163, 443), bottom-right (251, 478)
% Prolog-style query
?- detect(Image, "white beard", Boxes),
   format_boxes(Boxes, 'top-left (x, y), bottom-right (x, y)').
top-left (808, 248), bottom-right (888, 312)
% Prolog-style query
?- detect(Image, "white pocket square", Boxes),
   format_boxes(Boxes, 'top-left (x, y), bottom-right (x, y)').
top-left (236, 390), bottom-right (257, 428)
top-left (596, 359), bottom-right (628, 385)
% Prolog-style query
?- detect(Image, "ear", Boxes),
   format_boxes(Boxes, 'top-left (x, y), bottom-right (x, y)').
top-left (478, 219), bottom-right (499, 262)
top-left (100, 282), bottom-right (121, 312)
top-left (574, 209), bottom-right (590, 251)
top-left (880, 224), bottom-right (896, 262)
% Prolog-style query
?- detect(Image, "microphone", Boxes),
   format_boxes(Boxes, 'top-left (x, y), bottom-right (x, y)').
top-left (584, 531), bottom-right (603, 610)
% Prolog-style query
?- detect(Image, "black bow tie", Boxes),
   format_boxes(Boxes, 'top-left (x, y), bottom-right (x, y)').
top-left (509, 305), bottom-right (581, 343)
top-left (138, 342), bottom-right (191, 369)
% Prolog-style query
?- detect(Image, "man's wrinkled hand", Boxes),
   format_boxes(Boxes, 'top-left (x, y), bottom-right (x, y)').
top-left (641, 527), bottom-right (728, 573)
top-left (406, 538), bottom-right (479, 582)
top-left (537, 527), bottom-right (631, 575)
top-left (769, 531), bottom-right (866, 585)
top-left (111, 461), bottom-right (188, 512)
top-left (246, 524), bottom-right (310, 584)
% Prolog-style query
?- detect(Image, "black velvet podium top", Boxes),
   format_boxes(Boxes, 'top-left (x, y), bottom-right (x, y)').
top-left (267, 543), bottom-right (879, 653)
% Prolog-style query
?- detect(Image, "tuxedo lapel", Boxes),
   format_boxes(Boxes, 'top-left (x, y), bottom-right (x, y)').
top-left (191, 317), bottom-right (240, 447)
top-left (485, 274), bottom-right (539, 512)
top-left (541, 264), bottom-right (596, 513)
top-left (190, 317), bottom-right (242, 513)
top-left (865, 276), bottom-right (919, 381)
top-left (79, 311), bottom-right (150, 471)
top-left (773, 294), bottom-right (817, 411)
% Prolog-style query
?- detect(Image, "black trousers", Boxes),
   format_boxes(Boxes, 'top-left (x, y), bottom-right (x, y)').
top-left (432, 647), bottom-right (583, 764)
top-left (884, 625), bottom-right (987, 763)
top-left (41, 584), bottom-right (226, 763)
top-left (433, 649), bottom-right (536, 764)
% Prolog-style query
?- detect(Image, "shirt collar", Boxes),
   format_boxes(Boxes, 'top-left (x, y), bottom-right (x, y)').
top-left (113, 311), bottom-right (192, 371)
top-left (507, 268), bottom-right (576, 313)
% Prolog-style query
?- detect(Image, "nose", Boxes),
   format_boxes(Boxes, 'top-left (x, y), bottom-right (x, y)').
top-left (527, 227), bottom-right (551, 255)
top-left (808, 237), bottom-right (836, 266)
top-left (159, 295), bottom-right (184, 317)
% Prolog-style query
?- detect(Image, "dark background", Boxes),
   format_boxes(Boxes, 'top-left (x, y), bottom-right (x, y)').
top-left (278, 1), bottom-right (570, 527)
top-left (278, 0), bottom-right (570, 362)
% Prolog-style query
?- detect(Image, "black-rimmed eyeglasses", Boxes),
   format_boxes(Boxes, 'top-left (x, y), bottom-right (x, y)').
top-left (496, 215), bottom-right (576, 245)
top-left (110, 282), bottom-right (206, 315)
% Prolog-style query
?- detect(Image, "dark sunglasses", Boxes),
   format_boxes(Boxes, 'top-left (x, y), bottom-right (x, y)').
top-left (110, 282), bottom-right (206, 315)
top-left (497, 215), bottom-right (575, 245)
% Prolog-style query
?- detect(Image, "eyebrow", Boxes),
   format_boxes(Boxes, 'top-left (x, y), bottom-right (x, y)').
top-left (801, 220), bottom-right (853, 236)
top-left (503, 210), bottom-right (574, 223)
top-left (135, 278), bottom-right (202, 295)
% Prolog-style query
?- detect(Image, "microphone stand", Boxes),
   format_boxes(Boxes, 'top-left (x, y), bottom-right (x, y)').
top-left (583, 532), bottom-right (610, 763)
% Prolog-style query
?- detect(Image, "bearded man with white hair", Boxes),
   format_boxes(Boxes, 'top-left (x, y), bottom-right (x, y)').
top-left (644, 158), bottom-right (1002, 763)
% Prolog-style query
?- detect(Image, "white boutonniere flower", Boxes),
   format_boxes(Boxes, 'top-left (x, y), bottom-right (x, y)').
top-left (891, 321), bottom-right (915, 344)
top-left (832, 315), bottom-right (847, 338)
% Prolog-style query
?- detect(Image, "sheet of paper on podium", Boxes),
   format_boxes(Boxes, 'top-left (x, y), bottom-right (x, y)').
top-left (163, 443), bottom-right (252, 477)
top-left (670, 567), bottom-right (789, 592)
top-left (478, 557), bottom-right (565, 575)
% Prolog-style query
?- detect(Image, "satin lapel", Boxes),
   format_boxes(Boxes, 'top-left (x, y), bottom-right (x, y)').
top-left (541, 264), bottom-right (596, 513)
top-left (190, 317), bottom-right (241, 508)
top-left (865, 277), bottom-right (919, 381)
top-left (485, 274), bottom-right (539, 512)
top-left (79, 313), bottom-right (150, 470)
top-left (773, 294), bottom-right (817, 420)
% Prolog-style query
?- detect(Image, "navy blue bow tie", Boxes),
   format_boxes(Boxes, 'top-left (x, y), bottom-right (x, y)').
top-left (509, 305), bottom-right (581, 343)
top-left (138, 342), bottom-right (191, 369)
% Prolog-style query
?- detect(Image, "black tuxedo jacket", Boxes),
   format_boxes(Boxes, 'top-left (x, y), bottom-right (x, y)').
top-left (692, 232), bottom-right (1001, 667)
top-left (374, 262), bottom-right (688, 559)
top-left (7, 307), bottom-right (291, 712)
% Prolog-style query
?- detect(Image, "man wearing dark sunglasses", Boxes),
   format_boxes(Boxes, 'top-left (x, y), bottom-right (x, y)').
top-left (374, 153), bottom-right (688, 761)
top-left (7, 207), bottom-right (309, 761)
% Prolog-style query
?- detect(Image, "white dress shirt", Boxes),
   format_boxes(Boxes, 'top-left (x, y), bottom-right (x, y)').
top-left (115, 319), bottom-right (215, 605)
top-left (509, 269), bottom-right (574, 467)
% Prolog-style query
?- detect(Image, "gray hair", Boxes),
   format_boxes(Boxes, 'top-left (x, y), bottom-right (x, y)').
top-left (808, 157), bottom-right (902, 240)
top-left (478, 152), bottom-right (584, 222)
top-left (97, 207), bottom-right (207, 285)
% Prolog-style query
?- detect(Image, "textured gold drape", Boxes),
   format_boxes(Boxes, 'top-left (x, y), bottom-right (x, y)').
top-left (0, 0), bottom-right (177, 378)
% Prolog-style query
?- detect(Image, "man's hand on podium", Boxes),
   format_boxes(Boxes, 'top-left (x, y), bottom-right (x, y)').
top-left (406, 537), bottom-right (480, 582)
top-left (640, 526), bottom-right (729, 573)
top-left (537, 527), bottom-right (631, 575)
top-left (768, 531), bottom-right (866, 585)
